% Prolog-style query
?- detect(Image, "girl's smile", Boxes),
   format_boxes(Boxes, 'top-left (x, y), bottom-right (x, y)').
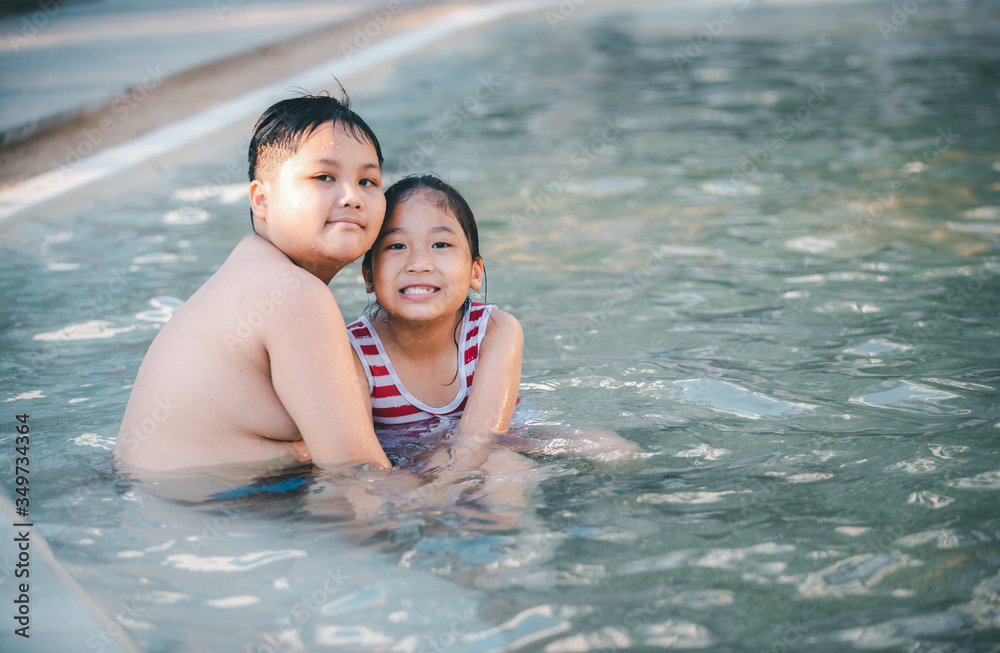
top-left (400, 284), bottom-right (439, 296)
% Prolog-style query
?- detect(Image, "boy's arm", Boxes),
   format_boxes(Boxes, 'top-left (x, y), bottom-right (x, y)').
top-left (352, 349), bottom-right (375, 424)
top-left (266, 279), bottom-right (390, 469)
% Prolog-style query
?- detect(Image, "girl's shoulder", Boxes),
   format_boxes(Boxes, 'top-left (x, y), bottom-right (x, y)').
top-left (476, 304), bottom-right (522, 339)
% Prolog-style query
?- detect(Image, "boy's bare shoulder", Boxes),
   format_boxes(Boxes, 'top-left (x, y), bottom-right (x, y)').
top-left (227, 235), bottom-right (335, 307)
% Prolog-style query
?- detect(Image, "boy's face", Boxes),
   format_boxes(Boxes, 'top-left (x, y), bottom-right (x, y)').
top-left (251, 122), bottom-right (384, 281)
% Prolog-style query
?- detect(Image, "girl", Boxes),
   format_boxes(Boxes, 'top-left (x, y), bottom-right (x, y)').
top-left (347, 175), bottom-right (523, 459)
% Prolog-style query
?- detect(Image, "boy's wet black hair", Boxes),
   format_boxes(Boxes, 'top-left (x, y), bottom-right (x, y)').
top-left (247, 90), bottom-right (384, 228)
top-left (248, 91), bottom-right (383, 182)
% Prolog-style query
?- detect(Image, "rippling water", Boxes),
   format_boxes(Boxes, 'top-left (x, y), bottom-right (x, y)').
top-left (2, 0), bottom-right (1000, 650)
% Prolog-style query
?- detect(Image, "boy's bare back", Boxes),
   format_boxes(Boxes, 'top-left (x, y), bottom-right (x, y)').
top-left (118, 236), bottom-right (333, 469)
top-left (115, 96), bottom-right (390, 472)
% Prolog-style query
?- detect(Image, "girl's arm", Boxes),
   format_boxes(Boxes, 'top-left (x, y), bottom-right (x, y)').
top-left (424, 308), bottom-right (524, 484)
top-left (457, 307), bottom-right (523, 435)
top-left (427, 308), bottom-right (522, 474)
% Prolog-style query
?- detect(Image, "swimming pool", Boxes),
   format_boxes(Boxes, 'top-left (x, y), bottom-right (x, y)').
top-left (2, 0), bottom-right (1000, 650)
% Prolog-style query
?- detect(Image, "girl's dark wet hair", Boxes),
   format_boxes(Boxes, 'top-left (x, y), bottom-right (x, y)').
top-left (247, 90), bottom-right (383, 184)
top-left (363, 175), bottom-right (485, 319)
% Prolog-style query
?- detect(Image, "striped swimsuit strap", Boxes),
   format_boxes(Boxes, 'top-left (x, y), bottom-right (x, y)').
top-left (347, 303), bottom-right (493, 426)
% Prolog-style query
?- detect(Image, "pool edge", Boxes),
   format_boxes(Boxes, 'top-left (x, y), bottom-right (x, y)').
top-left (0, 494), bottom-right (142, 653)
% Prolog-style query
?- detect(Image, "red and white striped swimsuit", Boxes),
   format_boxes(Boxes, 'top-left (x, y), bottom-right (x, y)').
top-left (347, 303), bottom-right (494, 428)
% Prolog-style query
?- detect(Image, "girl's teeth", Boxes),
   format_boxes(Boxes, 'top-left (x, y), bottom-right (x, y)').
top-left (402, 287), bottom-right (435, 295)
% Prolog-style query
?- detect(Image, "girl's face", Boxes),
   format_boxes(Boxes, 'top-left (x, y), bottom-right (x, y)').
top-left (366, 190), bottom-right (483, 325)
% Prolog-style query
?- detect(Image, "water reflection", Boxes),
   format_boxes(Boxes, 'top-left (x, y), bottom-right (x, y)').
top-left (4, 0), bottom-right (1000, 649)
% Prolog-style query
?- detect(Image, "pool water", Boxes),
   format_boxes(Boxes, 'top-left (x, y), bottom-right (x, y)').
top-left (2, 0), bottom-right (1000, 650)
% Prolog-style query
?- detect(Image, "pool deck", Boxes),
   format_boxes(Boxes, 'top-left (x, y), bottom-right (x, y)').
top-left (0, 0), bottom-right (587, 222)
top-left (0, 0), bottom-right (445, 188)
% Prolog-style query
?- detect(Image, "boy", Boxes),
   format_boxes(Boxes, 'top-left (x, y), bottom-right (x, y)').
top-left (114, 94), bottom-right (391, 471)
